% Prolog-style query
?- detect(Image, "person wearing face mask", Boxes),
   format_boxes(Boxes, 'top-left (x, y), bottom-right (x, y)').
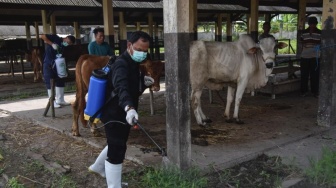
top-left (40, 34), bottom-right (76, 108)
top-left (88, 31), bottom-right (154, 188)
top-left (88, 27), bottom-right (113, 56)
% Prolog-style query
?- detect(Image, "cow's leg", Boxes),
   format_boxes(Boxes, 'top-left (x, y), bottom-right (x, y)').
top-left (224, 86), bottom-right (235, 123)
top-left (191, 89), bottom-right (212, 126)
top-left (90, 123), bottom-right (102, 137)
top-left (232, 82), bottom-right (248, 124)
top-left (81, 93), bottom-right (102, 137)
top-left (71, 97), bottom-right (81, 136)
top-left (33, 63), bottom-right (38, 82)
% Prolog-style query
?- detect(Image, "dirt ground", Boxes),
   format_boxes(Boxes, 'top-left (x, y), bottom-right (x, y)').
top-left (0, 68), bottom-right (323, 187)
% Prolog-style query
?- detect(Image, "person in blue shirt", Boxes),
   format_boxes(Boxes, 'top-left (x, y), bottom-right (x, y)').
top-left (88, 27), bottom-right (113, 56)
top-left (41, 34), bottom-right (75, 108)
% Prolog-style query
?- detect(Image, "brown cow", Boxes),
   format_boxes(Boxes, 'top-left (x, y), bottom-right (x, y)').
top-left (25, 47), bottom-right (44, 82)
top-left (72, 54), bottom-right (164, 137)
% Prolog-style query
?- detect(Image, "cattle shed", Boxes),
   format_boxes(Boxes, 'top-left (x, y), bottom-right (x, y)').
top-left (1, 0), bottom-right (335, 170)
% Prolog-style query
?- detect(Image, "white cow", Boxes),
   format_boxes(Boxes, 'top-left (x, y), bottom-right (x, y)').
top-left (190, 34), bottom-right (287, 126)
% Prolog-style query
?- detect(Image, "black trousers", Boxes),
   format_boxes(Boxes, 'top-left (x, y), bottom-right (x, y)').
top-left (104, 121), bottom-right (131, 164)
top-left (300, 58), bottom-right (320, 95)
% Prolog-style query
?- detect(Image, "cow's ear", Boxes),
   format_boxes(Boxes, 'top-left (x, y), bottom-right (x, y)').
top-left (247, 47), bottom-right (259, 54)
top-left (277, 42), bottom-right (288, 49)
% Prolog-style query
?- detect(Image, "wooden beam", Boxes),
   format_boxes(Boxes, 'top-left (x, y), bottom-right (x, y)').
top-left (297, 0), bottom-right (306, 57)
top-left (50, 14), bottom-right (56, 35)
top-left (250, 0), bottom-right (259, 42)
top-left (103, 0), bottom-right (115, 52)
top-left (41, 10), bottom-right (50, 34)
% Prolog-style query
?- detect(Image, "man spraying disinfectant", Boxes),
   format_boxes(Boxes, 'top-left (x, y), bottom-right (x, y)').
top-left (40, 34), bottom-right (76, 108)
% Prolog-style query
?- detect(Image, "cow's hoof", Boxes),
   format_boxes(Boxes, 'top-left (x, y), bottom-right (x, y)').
top-left (202, 118), bottom-right (212, 123)
top-left (72, 131), bottom-right (81, 137)
top-left (235, 119), bottom-right (244, 124)
top-left (225, 119), bottom-right (234, 123)
top-left (199, 123), bottom-right (211, 129)
top-left (192, 138), bottom-right (209, 146)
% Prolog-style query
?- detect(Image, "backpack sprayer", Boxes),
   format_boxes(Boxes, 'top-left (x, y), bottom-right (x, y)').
top-left (84, 56), bottom-right (117, 123)
top-left (54, 53), bottom-right (68, 78)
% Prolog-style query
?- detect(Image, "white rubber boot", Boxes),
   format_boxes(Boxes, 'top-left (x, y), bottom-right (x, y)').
top-left (105, 160), bottom-right (122, 188)
top-left (55, 87), bottom-right (70, 106)
top-left (47, 89), bottom-right (61, 108)
top-left (88, 146), bottom-right (108, 178)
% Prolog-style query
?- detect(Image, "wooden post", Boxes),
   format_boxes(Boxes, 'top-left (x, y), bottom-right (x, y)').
top-left (43, 79), bottom-right (55, 118)
top-left (216, 14), bottom-right (223, 42)
top-left (136, 22), bottom-right (141, 31)
top-left (163, 0), bottom-right (194, 170)
top-left (192, 0), bottom-right (197, 40)
top-left (226, 14), bottom-right (232, 42)
top-left (25, 22), bottom-right (32, 50)
top-left (50, 14), bottom-right (56, 35)
top-left (34, 22), bottom-right (40, 47)
top-left (154, 22), bottom-right (160, 60)
top-left (103, 0), bottom-right (115, 53)
top-left (297, 0), bottom-right (306, 57)
top-left (317, 0), bottom-right (336, 127)
top-left (41, 10), bottom-right (50, 34)
top-left (74, 22), bottom-right (81, 44)
top-left (250, 0), bottom-right (259, 42)
top-left (119, 11), bottom-right (127, 54)
top-left (148, 13), bottom-right (154, 59)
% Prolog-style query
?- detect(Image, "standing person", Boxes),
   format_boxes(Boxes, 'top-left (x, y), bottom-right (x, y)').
top-left (88, 31), bottom-right (154, 188)
top-left (88, 27), bottom-right (114, 56)
top-left (259, 22), bottom-right (275, 41)
top-left (40, 34), bottom-right (76, 108)
top-left (300, 16), bottom-right (321, 97)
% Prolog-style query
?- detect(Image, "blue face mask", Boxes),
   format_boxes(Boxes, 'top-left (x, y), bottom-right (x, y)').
top-left (130, 45), bottom-right (147, 63)
top-left (62, 41), bottom-right (69, 47)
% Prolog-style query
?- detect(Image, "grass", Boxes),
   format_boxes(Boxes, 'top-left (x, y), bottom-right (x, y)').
top-left (124, 166), bottom-right (208, 188)
top-left (51, 175), bottom-right (77, 188)
top-left (210, 154), bottom-right (302, 188)
top-left (305, 147), bottom-right (336, 187)
top-left (6, 177), bottom-right (25, 188)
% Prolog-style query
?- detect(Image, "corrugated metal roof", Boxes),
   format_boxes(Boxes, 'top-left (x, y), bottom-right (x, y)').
top-left (259, 6), bottom-right (297, 12)
top-left (198, 4), bottom-right (247, 11)
top-left (0, 0), bottom-right (102, 7)
top-left (112, 1), bottom-right (162, 8)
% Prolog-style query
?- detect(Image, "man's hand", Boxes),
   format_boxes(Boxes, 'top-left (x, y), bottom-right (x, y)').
top-left (52, 43), bottom-right (59, 50)
top-left (126, 109), bottom-right (138, 125)
top-left (144, 76), bottom-right (154, 86)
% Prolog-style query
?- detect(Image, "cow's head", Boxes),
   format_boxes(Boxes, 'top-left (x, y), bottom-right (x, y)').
top-left (140, 59), bottom-right (165, 91)
top-left (248, 37), bottom-right (287, 72)
top-left (259, 37), bottom-right (278, 70)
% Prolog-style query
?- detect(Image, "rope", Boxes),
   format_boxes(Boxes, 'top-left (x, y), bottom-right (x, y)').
top-left (87, 120), bottom-right (127, 130)
top-left (313, 44), bottom-right (336, 70)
